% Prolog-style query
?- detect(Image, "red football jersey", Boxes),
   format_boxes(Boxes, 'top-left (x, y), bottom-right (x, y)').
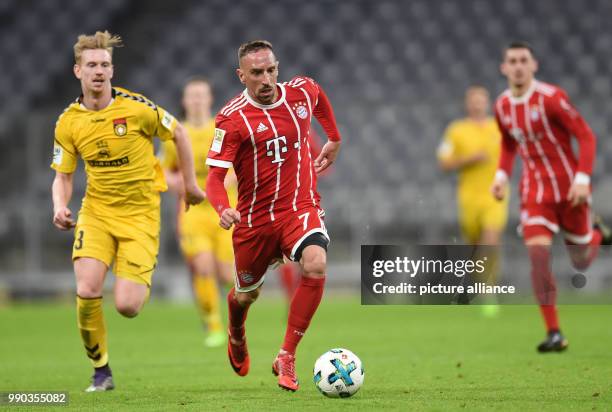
top-left (495, 80), bottom-right (596, 204)
top-left (207, 76), bottom-right (333, 227)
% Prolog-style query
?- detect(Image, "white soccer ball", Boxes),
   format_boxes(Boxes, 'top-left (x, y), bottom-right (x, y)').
top-left (313, 348), bottom-right (364, 398)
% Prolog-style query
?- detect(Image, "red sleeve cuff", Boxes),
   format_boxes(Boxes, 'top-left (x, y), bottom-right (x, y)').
top-left (205, 166), bottom-right (231, 216)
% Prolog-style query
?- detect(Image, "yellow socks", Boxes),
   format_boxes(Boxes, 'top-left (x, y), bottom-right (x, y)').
top-left (193, 275), bottom-right (223, 333)
top-left (76, 295), bottom-right (108, 368)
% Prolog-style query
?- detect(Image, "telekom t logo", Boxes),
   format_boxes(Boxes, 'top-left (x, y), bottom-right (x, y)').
top-left (266, 135), bottom-right (287, 164)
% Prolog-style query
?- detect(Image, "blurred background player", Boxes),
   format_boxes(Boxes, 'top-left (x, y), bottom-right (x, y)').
top-left (160, 77), bottom-right (237, 348)
top-left (206, 40), bottom-right (342, 392)
top-left (491, 41), bottom-right (611, 352)
top-left (437, 86), bottom-right (508, 314)
top-left (51, 31), bottom-right (204, 391)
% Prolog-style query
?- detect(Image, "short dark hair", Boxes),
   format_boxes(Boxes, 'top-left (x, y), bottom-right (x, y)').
top-left (504, 41), bottom-right (535, 58)
top-left (238, 40), bottom-right (274, 60)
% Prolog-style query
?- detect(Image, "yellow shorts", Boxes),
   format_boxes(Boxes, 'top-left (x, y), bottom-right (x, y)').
top-left (178, 202), bottom-right (234, 263)
top-left (73, 207), bottom-right (160, 286)
top-left (458, 195), bottom-right (508, 244)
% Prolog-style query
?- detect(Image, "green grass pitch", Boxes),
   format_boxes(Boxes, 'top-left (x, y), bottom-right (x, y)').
top-left (1, 296), bottom-right (611, 411)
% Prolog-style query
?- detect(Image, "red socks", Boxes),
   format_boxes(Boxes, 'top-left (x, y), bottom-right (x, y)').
top-left (539, 305), bottom-right (559, 333)
top-left (527, 245), bottom-right (560, 332)
top-left (281, 276), bottom-right (326, 354)
top-left (227, 288), bottom-right (249, 341)
top-left (228, 276), bottom-right (325, 353)
top-left (528, 245), bottom-right (556, 306)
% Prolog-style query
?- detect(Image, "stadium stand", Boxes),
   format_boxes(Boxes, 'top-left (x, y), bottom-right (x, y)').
top-left (1, 0), bottom-right (611, 276)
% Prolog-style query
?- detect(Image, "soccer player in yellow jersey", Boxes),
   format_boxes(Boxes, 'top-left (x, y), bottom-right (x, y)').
top-left (51, 31), bottom-right (205, 392)
top-left (437, 86), bottom-right (508, 310)
top-left (160, 78), bottom-right (238, 347)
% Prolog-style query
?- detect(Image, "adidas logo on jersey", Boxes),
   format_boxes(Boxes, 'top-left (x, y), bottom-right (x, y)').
top-left (256, 122), bottom-right (268, 133)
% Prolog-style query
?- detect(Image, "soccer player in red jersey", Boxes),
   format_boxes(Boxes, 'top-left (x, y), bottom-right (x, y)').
top-left (491, 42), bottom-right (611, 352)
top-left (205, 40), bottom-right (341, 391)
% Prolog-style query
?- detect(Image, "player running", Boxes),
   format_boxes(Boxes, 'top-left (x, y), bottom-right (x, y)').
top-left (438, 86), bottom-right (508, 246)
top-left (438, 86), bottom-right (508, 313)
top-left (205, 40), bottom-right (341, 391)
top-left (161, 77), bottom-right (237, 347)
top-left (491, 41), bottom-right (611, 352)
top-left (51, 31), bottom-right (204, 391)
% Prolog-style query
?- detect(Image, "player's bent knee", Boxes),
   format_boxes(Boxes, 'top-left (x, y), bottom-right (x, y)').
top-left (76, 284), bottom-right (103, 298)
top-left (524, 234), bottom-right (553, 247)
top-left (571, 259), bottom-right (589, 271)
top-left (113, 277), bottom-right (149, 317)
top-left (115, 299), bottom-right (143, 318)
top-left (218, 262), bottom-right (235, 285)
top-left (302, 259), bottom-right (326, 278)
top-left (235, 288), bottom-right (260, 306)
top-left (190, 252), bottom-right (216, 276)
top-left (567, 246), bottom-right (591, 271)
top-left (302, 264), bottom-right (326, 278)
top-left (480, 229), bottom-right (502, 246)
top-left (74, 258), bottom-right (107, 298)
top-left (301, 247), bottom-right (327, 278)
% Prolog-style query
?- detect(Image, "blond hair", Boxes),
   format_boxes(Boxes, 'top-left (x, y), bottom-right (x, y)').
top-left (465, 85), bottom-right (489, 99)
top-left (74, 30), bottom-right (123, 64)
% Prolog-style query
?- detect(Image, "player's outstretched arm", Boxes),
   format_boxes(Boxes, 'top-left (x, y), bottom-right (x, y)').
top-left (173, 123), bottom-right (205, 209)
top-left (52, 171), bottom-right (76, 230)
top-left (552, 91), bottom-right (595, 207)
top-left (312, 86), bottom-right (342, 174)
top-left (553, 90), bottom-right (596, 177)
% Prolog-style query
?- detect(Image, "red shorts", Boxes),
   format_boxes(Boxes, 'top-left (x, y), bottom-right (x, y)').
top-left (520, 200), bottom-right (592, 244)
top-left (232, 207), bottom-right (329, 292)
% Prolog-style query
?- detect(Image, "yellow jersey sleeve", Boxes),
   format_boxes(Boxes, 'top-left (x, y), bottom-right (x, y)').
top-left (142, 104), bottom-right (177, 142)
top-left (159, 139), bottom-right (178, 170)
top-left (437, 122), bottom-right (461, 161)
top-left (51, 111), bottom-right (78, 173)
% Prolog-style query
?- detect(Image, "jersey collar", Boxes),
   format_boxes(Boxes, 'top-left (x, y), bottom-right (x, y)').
top-left (77, 88), bottom-right (117, 111)
top-left (507, 79), bottom-right (538, 105)
top-left (242, 83), bottom-right (286, 110)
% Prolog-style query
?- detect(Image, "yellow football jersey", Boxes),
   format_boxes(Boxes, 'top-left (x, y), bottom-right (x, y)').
top-left (437, 117), bottom-right (501, 200)
top-left (51, 87), bottom-right (177, 216)
top-left (159, 119), bottom-right (237, 204)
